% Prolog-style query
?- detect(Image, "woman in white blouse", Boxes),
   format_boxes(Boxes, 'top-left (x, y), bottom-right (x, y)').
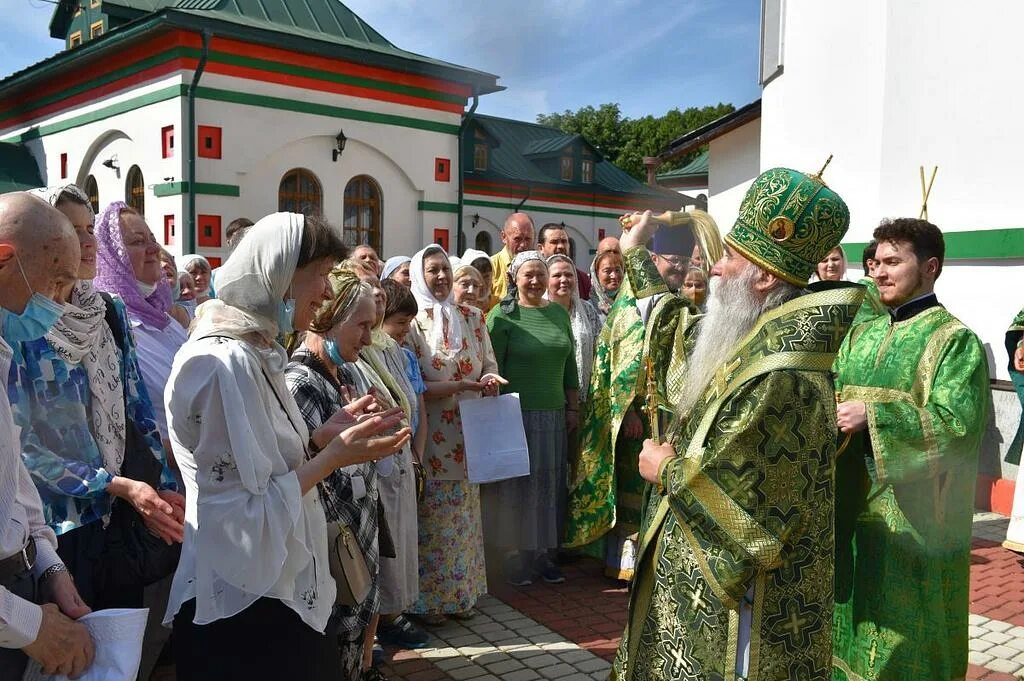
top-left (164, 212), bottom-right (411, 680)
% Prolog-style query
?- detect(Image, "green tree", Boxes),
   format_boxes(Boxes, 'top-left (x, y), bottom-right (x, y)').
top-left (537, 102), bottom-right (735, 181)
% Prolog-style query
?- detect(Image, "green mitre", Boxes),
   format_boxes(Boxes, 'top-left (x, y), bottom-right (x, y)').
top-left (725, 167), bottom-right (851, 286)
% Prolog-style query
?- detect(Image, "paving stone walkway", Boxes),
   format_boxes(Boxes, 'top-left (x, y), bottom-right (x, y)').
top-left (376, 512), bottom-right (1024, 681)
top-left (150, 511), bottom-right (1024, 680)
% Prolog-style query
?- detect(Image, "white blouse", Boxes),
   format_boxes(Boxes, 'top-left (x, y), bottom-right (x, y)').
top-left (128, 313), bottom-right (188, 440)
top-left (163, 336), bottom-right (333, 632)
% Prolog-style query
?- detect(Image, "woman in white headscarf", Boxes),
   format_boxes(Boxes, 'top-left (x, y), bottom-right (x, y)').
top-left (404, 245), bottom-right (504, 624)
top-left (180, 254), bottom-right (213, 304)
top-left (460, 248), bottom-right (497, 312)
top-left (164, 212), bottom-right (410, 681)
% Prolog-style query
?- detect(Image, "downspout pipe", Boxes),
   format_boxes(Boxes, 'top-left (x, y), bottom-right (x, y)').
top-left (186, 29), bottom-right (211, 254)
top-left (456, 92), bottom-right (479, 254)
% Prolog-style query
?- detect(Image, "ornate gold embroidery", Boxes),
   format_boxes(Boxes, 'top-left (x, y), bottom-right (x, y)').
top-left (688, 471), bottom-right (783, 570)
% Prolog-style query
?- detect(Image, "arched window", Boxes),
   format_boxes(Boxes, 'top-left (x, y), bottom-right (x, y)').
top-left (474, 230), bottom-right (492, 254)
top-left (125, 165), bottom-right (144, 215)
top-left (278, 169), bottom-right (323, 216)
top-left (343, 175), bottom-right (381, 250)
top-left (84, 175), bottom-right (99, 214)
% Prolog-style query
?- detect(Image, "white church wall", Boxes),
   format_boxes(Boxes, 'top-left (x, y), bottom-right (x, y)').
top-left (759, 0), bottom-right (1024, 379)
top-left (707, 118), bottom-right (761, 226)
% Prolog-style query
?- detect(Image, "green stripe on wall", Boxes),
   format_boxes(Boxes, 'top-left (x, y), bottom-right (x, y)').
top-left (194, 86), bottom-right (460, 135)
top-left (1, 84), bottom-right (459, 144)
top-left (418, 201), bottom-right (459, 213)
top-left (842, 227), bottom-right (1024, 264)
top-left (464, 198), bottom-right (623, 220)
top-left (153, 181), bottom-right (240, 197)
top-left (1, 85), bottom-right (187, 143)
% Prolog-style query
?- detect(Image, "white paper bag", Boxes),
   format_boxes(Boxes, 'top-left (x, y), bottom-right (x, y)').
top-left (459, 393), bottom-right (530, 484)
top-left (23, 608), bottom-right (149, 681)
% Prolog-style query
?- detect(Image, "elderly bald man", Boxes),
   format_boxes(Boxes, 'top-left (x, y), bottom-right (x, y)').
top-left (0, 193), bottom-right (94, 680)
top-left (596, 235), bottom-right (620, 255)
top-left (490, 212), bottom-right (535, 302)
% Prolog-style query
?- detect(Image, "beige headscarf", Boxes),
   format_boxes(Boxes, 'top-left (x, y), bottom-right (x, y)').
top-left (191, 212), bottom-right (303, 344)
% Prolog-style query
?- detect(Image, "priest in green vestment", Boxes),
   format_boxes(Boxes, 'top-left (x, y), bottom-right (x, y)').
top-left (565, 215), bottom-right (717, 581)
top-left (832, 218), bottom-right (990, 681)
top-left (612, 167), bottom-right (864, 681)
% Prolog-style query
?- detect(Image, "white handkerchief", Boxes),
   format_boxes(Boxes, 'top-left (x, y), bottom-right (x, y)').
top-left (23, 608), bottom-right (149, 681)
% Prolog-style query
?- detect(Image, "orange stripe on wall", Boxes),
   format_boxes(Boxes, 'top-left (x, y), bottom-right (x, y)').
top-left (201, 34), bottom-right (473, 99)
top-left (203, 61), bottom-right (464, 114)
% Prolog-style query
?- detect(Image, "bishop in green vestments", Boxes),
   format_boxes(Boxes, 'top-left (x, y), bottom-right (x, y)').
top-left (832, 218), bottom-right (990, 681)
top-left (613, 167), bottom-right (864, 681)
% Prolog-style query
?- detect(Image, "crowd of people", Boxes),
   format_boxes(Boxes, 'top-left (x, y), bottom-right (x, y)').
top-left (0, 163), bottom-right (1004, 681)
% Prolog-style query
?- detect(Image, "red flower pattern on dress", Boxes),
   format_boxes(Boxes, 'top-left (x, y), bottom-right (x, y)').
top-left (431, 356), bottom-right (444, 371)
top-left (440, 408), bottom-right (456, 425)
top-left (428, 456), bottom-right (443, 474)
top-left (458, 357), bottom-right (474, 377)
top-left (452, 443), bottom-right (465, 464)
top-left (432, 430), bottom-right (446, 445)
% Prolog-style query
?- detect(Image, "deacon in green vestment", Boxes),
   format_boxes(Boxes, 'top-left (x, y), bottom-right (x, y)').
top-left (832, 218), bottom-right (990, 681)
top-left (613, 167), bottom-right (864, 681)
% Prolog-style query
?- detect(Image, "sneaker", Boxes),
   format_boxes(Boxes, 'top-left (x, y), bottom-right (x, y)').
top-left (376, 614), bottom-right (429, 649)
top-left (540, 563), bottom-right (566, 584)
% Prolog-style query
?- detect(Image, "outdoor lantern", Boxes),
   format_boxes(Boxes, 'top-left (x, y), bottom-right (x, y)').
top-left (333, 130), bottom-right (347, 162)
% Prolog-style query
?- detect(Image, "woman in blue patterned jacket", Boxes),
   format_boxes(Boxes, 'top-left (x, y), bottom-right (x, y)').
top-left (6, 186), bottom-right (185, 608)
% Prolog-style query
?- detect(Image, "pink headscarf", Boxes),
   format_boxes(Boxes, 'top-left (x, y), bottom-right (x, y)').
top-left (93, 201), bottom-right (174, 329)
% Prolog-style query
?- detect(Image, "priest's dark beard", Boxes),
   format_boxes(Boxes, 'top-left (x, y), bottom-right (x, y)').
top-left (675, 265), bottom-right (800, 419)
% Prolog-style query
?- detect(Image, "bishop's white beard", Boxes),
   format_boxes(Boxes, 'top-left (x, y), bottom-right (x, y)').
top-left (676, 265), bottom-right (764, 419)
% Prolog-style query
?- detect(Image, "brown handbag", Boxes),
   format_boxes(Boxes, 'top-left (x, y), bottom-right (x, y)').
top-left (326, 520), bottom-right (372, 606)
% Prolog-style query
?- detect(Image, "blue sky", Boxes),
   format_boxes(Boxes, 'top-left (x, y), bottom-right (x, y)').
top-left (3, 0), bottom-right (762, 121)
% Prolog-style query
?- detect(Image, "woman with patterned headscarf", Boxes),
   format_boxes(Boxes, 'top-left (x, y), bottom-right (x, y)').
top-left (286, 268), bottom-right (385, 679)
top-left (93, 202), bottom-right (190, 448)
top-left (545, 254), bottom-right (601, 403)
top-left (484, 251), bottom-right (579, 586)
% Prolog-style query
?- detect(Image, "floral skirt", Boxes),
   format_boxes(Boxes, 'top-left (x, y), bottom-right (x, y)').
top-left (407, 480), bottom-right (487, 615)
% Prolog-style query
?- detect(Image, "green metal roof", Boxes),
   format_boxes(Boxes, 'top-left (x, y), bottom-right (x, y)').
top-left (0, 143), bottom-right (44, 192)
top-left (40, 0), bottom-right (500, 94)
top-left (468, 114), bottom-right (678, 201)
top-left (657, 149), bottom-right (708, 181)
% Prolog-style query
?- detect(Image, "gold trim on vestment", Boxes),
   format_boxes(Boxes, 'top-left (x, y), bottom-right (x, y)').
top-left (689, 471), bottom-right (783, 570)
top-left (832, 655), bottom-right (870, 681)
top-left (679, 519), bottom-right (737, 608)
top-left (725, 608), bottom-right (740, 681)
top-left (748, 572), bottom-right (766, 681)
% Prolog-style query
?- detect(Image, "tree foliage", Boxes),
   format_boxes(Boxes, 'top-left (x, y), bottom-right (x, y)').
top-left (536, 102), bottom-right (735, 180)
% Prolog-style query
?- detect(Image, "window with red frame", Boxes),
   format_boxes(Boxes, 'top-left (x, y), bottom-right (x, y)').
top-left (197, 214), bottom-right (222, 248)
top-left (161, 126), bottom-right (174, 158)
top-left (197, 125), bottom-right (222, 159)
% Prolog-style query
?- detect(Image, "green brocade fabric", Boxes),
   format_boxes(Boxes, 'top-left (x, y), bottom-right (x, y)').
top-left (613, 283), bottom-right (864, 681)
top-left (832, 306), bottom-right (990, 681)
top-left (565, 247), bottom-right (695, 557)
top-left (1005, 306), bottom-right (1024, 466)
top-left (851, 277), bottom-right (885, 327)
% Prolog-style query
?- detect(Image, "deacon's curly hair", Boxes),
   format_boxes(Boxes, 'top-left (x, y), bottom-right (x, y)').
top-left (873, 218), bottom-right (945, 277)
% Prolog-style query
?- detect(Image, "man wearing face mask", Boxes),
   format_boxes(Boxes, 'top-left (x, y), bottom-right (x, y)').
top-left (0, 192), bottom-right (94, 680)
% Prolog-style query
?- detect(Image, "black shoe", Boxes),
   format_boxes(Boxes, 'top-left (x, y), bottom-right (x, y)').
top-left (377, 615), bottom-right (429, 649)
top-left (362, 667), bottom-right (390, 681)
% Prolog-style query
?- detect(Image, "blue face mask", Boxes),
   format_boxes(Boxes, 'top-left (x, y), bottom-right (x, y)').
top-left (278, 297), bottom-right (296, 334)
top-left (323, 338), bottom-right (345, 366)
top-left (2, 255), bottom-right (65, 342)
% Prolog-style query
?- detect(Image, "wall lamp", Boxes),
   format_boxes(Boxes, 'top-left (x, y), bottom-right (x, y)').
top-left (102, 155), bottom-right (119, 171)
top-left (332, 130), bottom-right (347, 162)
